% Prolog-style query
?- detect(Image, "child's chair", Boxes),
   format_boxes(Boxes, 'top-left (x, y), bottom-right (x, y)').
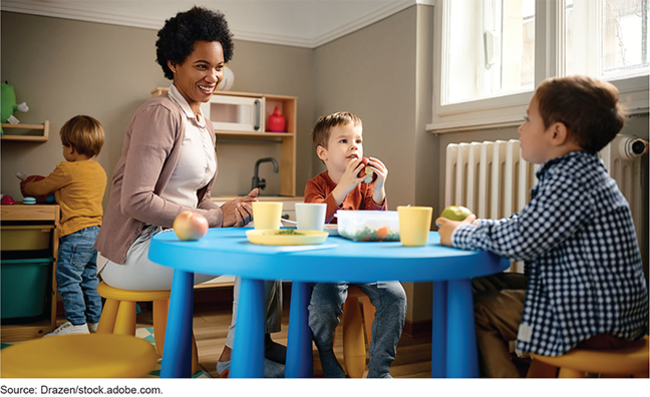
top-left (0, 334), bottom-right (158, 378)
top-left (96, 281), bottom-right (200, 374)
top-left (341, 285), bottom-right (376, 378)
top-left (526, 335), bottom-right (649, 378)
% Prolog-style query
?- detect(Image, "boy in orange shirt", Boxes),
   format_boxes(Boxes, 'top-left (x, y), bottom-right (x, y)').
top-left (304, 111), bottom-right (406, 378)
top-left (22, 115), bottom-right (107, 336)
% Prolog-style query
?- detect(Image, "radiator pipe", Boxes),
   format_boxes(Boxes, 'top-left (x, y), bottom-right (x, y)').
top-left (618, 136), bottom-right (649, 160)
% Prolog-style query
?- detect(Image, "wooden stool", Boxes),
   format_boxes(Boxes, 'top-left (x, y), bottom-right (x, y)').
top-left (1, 334), bottom-right (158, 378)
top-left (527, 335), bottom-right (649, 378)
top-left (341, 285), bottom-right (376, 378)
top-left (96, 281), bottom-right (199, 374)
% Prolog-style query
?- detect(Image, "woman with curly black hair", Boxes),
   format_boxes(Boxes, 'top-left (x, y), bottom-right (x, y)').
top-left (95, 6), bottom-right (285, 378)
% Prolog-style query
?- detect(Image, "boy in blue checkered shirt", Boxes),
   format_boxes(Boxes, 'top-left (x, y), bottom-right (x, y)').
top-left (436, 76), bottom-right (649, 378)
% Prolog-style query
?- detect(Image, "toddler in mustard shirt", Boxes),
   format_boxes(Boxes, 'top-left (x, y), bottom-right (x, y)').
top-left (21, 115), bottom-right (107, 336)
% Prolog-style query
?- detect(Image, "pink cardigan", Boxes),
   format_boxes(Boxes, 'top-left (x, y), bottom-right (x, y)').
top-left (94, 93), bottom-right (222, 265)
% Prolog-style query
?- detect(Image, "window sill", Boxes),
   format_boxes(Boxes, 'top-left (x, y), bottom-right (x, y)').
top-left (428, 75), bottom-right (649, 135)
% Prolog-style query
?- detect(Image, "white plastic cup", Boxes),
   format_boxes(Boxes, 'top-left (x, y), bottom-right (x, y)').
top-left (295, 203), bottom-right (327, 231)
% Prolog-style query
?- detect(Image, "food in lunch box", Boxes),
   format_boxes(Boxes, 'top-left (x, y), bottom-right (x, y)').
top-left (440, 205), bottom-right (473, 221)
top-left (342, 225), bottom-right (399, 242)
top-left (173, 211), bottom-right (208, 241)
top-left (336, 210), bottom-right (400, 242)
top-left (339, 226), bottom-right (399, 241)
top-left (357, 157), bottom-right (377, 183)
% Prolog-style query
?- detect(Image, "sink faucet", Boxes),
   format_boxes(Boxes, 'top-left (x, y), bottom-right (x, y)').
top-left (252, 157), bottom-right (279, 191)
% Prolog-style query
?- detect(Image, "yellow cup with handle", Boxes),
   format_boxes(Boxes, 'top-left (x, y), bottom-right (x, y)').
top-left (252, 202), bottom-right (283, 230)
top-left (397, 206), bottom-right (433, 247)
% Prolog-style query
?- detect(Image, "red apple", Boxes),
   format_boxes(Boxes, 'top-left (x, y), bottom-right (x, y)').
top-left (173, 211), bottom-right (209, 241)
top-left (357, 157), bottom-right (378, 183)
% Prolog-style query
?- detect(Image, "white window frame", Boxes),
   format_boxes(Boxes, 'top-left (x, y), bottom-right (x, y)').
top-left (428, 0), bottom-right (650, 134)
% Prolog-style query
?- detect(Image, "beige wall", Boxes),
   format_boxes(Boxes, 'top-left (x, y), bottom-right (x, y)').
top-left (1, 11), bottom-right (315, 202)
top-left (313, 7), bottom-right (421, 209)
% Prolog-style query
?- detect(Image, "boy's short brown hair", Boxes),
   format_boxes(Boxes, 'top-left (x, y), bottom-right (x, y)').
top-left (312, 111), bottom-right (362, 149)
top-left (60, 115), bottom-right (105, 158)
top-left (535, 75), bottom-right (626, 154)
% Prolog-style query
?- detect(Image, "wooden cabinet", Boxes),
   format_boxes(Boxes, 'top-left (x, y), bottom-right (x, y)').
top-left (151, 88), bottom-right (297, 196)
top-left (1, 121), bottom-right (50, 142)
top-left (1, 204), bottom-right (59, 341)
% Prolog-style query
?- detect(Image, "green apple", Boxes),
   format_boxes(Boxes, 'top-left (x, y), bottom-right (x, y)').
top-left (440, 205), bottom-right (473, 221)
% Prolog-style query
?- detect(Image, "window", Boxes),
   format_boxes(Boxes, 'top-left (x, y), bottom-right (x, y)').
top-left (565, 0), bottom-right (649, 78)
top-left (429, 0), bottom-right (650, 133)
top-left (443, 0), bottom-right (535, 105)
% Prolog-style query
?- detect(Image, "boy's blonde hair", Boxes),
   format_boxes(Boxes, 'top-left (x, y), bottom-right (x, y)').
top-left (60, 115), bottom-right (105, 158)
top-left (312, 111), bottom-right (362, 149)
top-left (535, 75), bottom-right (626, 154)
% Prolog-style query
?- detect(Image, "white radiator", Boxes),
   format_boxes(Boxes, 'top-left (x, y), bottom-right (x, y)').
top-left (445, 134), bottom-right (647, 273)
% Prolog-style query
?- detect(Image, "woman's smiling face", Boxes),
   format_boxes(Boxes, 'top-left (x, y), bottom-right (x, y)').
top-left (168, 40), bottom-right (224, 114)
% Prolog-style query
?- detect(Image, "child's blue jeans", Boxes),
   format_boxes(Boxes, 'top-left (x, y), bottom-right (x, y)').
top-left (308, 281), bottom-right (407, 377)
top-left (56, 226), bottom-right (102, 326)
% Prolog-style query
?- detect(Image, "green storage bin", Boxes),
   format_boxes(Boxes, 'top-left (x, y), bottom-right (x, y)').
top-left (1, 255), bottom-right (53, 319)
top-left (1, 224), bottom-right (54, 251)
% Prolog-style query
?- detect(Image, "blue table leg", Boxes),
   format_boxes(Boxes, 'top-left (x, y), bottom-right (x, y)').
top-left (431, 280), bottom-right (447, 378)
top-left (286, 281), bottom-right (313, 378)
top-left (446, 278), bottom-right (478, 378)
top-left (230, 278), bottom-right (265, 378)
top-left (160, 270), bottom-right (194, 378)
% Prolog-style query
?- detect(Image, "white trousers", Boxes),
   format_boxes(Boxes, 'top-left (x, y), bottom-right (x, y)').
top-left (99, 225), bottom-right (283, 349)
top-left (99, 226), bottom-right (216, 290)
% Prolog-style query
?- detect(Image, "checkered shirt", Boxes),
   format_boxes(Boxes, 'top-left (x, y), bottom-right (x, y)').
top-left (453, 151), bottom-right (649, 356)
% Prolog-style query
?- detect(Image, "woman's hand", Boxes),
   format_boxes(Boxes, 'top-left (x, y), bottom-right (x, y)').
top-left (435, 214), bottom-right (477, 247)
top-left (221, 188), bottom-right (259, 227)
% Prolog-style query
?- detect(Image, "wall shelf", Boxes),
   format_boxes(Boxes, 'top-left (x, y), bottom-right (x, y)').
top-left (1, 121), bottom-right (50, 142)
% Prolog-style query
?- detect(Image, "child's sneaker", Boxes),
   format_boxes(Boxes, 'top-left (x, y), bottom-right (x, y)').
top-left (44, 321), bottom-right (89, 337)
top-left (88, 322), bottom-right (99, 333)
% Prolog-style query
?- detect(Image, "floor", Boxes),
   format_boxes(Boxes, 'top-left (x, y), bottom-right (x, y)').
top-left (130, 297), bottom-right (436, 378)
top-left (46, 285), bottom-right (531, 379)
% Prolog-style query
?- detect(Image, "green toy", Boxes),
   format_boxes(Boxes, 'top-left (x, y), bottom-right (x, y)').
top-left (1, 82), bottom-right (29, 135)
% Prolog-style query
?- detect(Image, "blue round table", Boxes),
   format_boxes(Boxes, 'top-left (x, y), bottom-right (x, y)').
top-left (149, 227), bottom-right (509, 378)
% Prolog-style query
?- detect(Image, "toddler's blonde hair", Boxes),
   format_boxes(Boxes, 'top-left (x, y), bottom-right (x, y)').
top-left (60, 115), bottom-right (105, 158)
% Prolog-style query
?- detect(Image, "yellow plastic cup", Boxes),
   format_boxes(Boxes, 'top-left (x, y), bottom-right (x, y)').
top-left (397, 206), bottom-right (433, 247)
top-left (252, 202), bottom-right (283, 230)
